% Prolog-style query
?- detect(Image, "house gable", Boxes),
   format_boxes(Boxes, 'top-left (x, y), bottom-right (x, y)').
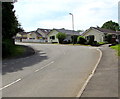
top-left (47, 30), bottom-right (59, 43)
top-left (37, 29), bottom-right (46, 37)
top-left (82, 28), bottom-right (104, 42)
top-left (27, 32), bottom-right (37, 39)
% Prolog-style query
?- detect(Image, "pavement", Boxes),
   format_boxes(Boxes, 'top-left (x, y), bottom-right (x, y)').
top-left (81, 44), bottom-right (118, 97)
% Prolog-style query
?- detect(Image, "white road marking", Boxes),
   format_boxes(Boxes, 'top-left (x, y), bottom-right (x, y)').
top-left (35, 61), bottom-right (54, 72)
top-left (35, 69), bottom-right (40, 72)
top-left (76, 48), bottom-right (102, 97)
top-left (41, 61), bottom-right (54, 69)
top-left (0, 78), bottom-right (22, 90)
top-left (2, 61), bottom-right (55, 90)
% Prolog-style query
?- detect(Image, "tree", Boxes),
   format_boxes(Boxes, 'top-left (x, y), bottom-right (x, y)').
top-left (2, 2), bottom-right (23, 41)
top-left (77, 30), bottom-right (84, 33)
top-left (106, 34), bottom-right (113, 43)
top-left (2, 2), bottom-right (24, 57)
top-left (101, 20), bottom-right (120, 31)
top-left (56, 32), bottom-right (66, 44)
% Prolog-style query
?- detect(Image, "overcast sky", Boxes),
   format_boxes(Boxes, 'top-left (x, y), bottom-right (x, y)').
top-left (14, 0), bottom-right (119, 32)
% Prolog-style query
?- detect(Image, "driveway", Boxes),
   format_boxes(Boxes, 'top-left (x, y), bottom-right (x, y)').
top-left (2, 43), bottom-right (101, 97)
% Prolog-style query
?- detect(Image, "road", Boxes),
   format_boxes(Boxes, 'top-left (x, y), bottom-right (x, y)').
top-left (2, 43), bottom-right (100, 97)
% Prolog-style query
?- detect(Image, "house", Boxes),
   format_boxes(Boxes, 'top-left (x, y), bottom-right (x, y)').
top-left (14, 32), bottom-right (27, 42)
top-left (26, 31), bottom-right (42, 40)
top-left (15, 28), bottom-right (51, 43)
top-left (36, 28), bottom-right (51, 42)
top-left (47, 28), bottom-right (80, 43)
top-left (82, 27), bottom-right (120, 43)
top-left (22, 31), bottom-right (45, 42)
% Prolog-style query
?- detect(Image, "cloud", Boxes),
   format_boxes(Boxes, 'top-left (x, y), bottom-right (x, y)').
top-left (14, 0), bottom-right (119, 32)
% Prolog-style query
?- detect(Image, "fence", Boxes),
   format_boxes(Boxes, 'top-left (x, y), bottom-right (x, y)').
top-left (22, 39), bottom-right (46, 43)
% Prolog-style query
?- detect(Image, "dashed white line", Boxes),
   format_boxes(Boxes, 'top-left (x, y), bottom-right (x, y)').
top-left (34, 61), bottom-right (54, 72)
top-left (1, 61), bottom-right (55, 90)
top-left (41, 61), bottom-right (54, 69)
top-left (0, 78), bottom-right (22, 90)
top-left (35, 69), bottom-right (40, 72)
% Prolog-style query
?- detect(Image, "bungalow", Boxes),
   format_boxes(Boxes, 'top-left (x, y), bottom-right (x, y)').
top-left (26, 31), bottom-right (42, 40)
top-left (82, 27), bottom-right (120, 43)
top-left (22, 31), bottom-right (45, 42)
top-left (36, 28), bottom-right (51, 42)
top-left (47, 28), bottom-right (80, 43)
top-left (14, 32), bottom-right (27, 42)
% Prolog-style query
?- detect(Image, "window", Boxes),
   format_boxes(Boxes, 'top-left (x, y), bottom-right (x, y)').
top-left (29, 38), bottom-right (35, 39)
top-left (50, 36), bottom-right (55, 40)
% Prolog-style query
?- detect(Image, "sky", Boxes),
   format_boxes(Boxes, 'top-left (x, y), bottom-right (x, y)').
top-left (14, 0), bottom-right (119, 32)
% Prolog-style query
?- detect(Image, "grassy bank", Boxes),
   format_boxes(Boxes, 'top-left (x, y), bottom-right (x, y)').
top-left (2, 39), bottom-right (26, 59)
top-left (110, 44), bottom-right (120, 56)
top-left (11, 45), bottom-right (26, 57)
top-left (3, 45), bottom-right (26, 59)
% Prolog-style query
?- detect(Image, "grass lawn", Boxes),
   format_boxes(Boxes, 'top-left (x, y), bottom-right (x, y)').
top-left (3, 45), bottom-right (26, 59)
top-left (110, 44), bottom-right (120, 56)
top-left (98, 42), bottom-right (106, 45)
top-left (12, 45), bottom-right (26, 57)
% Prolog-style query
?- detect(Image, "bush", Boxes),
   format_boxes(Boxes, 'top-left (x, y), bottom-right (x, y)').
top-left (91, 41), bottom-right (100, 46)
top-left (77, 36), bottom-right (87, 44)
top-left (56, 32), bottom-right (66, 44)
top-left (71, 35), bottom-right (78, 44)
top-left (87, 35), bottom-right (94, 45)
top-left (106, 34), bottom-right (112, 43)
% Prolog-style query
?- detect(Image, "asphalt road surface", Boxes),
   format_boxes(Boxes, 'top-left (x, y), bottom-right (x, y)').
top-left (2, 43), bottom-right (100, 97)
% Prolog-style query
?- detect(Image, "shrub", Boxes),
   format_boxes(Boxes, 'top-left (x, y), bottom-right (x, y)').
top-left (71, 35), bottom-right (78, 44)
top-left (106, 34), bottom-right (112, 43)
top-left (87, 35), bottom-right (94, 45)
top-left (56, 32), bottom-right (66, 44)
top-left (91, 41), bottom-right (100, 46)
top-left (77, 36), bottom-right (87, 44)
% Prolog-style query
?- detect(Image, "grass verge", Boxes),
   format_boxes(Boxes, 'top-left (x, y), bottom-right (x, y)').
top-left (98, 42), bottom-right (106, 45)
top-left (110, 44), bottom-right (120, 56)
top-left (11, 45), bottom-right (26, 57)
top-left (3, 44), bottom-right (26, 59)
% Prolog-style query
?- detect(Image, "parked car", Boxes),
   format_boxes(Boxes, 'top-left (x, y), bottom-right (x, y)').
top-left (63, 39), bottom-right (70, 44)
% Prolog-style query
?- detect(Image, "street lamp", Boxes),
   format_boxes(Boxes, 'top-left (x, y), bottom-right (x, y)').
top-left (69, 13), bottom-right (74, 45)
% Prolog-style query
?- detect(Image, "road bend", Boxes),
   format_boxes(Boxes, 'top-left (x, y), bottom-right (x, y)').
top-left (2, 43), bottom-right (100, 97)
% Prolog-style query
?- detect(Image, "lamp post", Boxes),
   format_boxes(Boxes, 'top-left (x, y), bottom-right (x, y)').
top-left (69, 13), bottom-right (74, 45)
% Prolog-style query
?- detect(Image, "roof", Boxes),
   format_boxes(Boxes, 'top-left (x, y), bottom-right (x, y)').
top-left (37, 28), bottom-right (52, 35)
top-left (53, 28), bottom-right (80, 35)
top-left (17, 32), bottom-right (27, 35)
top-left (35, 32), bottom-right (42, 37)
top-left (91, 27), bottom-right (119, 34)
top-left (26, 31), bottom-right (42, 37)
top-left (82, 27), bottom-right (120, 35)
top-left (27, 31), bottom-right (36, 34)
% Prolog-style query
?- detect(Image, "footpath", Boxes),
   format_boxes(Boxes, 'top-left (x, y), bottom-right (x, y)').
top-left (81, 44), bottom-right (118, 97)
